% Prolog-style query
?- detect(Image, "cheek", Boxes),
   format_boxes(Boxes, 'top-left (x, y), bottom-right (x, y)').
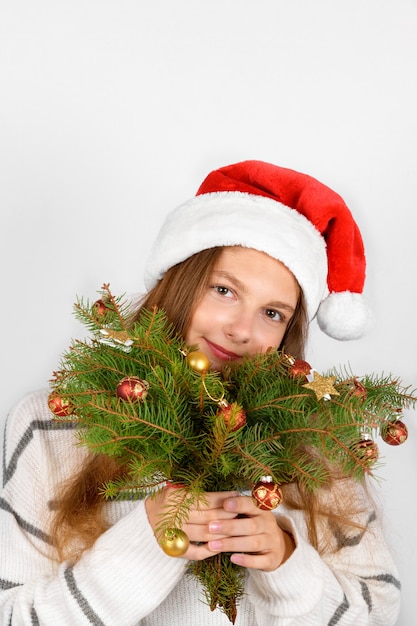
top-left (255, 326), bottom-right (287, 353)
top-left (186, 298), bottom-right (226, 343)
top-left (185, 303), bottom-right (209, 342)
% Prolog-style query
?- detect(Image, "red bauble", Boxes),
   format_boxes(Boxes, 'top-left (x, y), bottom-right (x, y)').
top-left (92, 299), bottom-right (111, 318)
top-left (116, 376), bottom-right (149, 401)
top-left (217, 402), bottom-right (246, 432)
top-left (252, 479), bottom-right (283, 510)
top-left (48, 392), bottom-right (75, 417)
top-left (381, 420), bottom-right (408, 446)
top-left (352, 380), bottom-right (367, 400)
top-left (351, 437), bottom-right (379, 466)
top-left (289, 359), bottom-right (312, 380)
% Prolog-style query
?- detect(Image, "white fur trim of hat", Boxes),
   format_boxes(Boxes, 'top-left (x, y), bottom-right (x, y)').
top-left (144, 160), bottom-right (373, 341)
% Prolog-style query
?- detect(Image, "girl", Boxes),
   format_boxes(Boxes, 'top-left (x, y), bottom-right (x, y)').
top-left (0, 160), bottom-right (400, 624)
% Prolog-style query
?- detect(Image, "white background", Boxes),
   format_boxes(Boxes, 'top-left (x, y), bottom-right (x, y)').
top-left (0, 1), bottom-right (416, 624)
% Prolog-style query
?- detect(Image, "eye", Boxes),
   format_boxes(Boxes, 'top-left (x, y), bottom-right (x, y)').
top-left (213, 285), bottom-right (233, 298)
top-left (264, 308), bottom-right (285, 322)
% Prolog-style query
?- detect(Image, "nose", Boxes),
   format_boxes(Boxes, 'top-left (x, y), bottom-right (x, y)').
top-left (223, 312), bottom-right (253, 345)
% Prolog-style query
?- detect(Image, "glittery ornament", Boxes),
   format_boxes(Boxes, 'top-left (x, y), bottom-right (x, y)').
top-left (217, 401), bottom-right (246, 432)
top-left (186, 350), bottom-right (210, 373)
top-left (303, 372), bottom-right (340, 401)
top-left (252, 478), bottom-right (283, 510)
top-left (100, 328), bottom-right (133, 347)
top-left (381, 420), bottom-right (408, 446)
top-left (48, 392), bottom-right (75, 418)
top-left (116, 376), bottom-right (149, 401)
top-left (159, 528), bottom-right (190, 557)
top-left (289, 359), bottom-right (312, 380)
top-left (351, 437), bottom-right (379, 466)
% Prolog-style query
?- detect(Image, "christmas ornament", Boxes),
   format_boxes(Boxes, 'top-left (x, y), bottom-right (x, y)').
top-left (92, 299), bottom-right (110, 318)
top-left (303, 372), bottom-right (340, 401)
top-left (186, 350), bottom-right (210, 373)
top-left (217, 401), bottom-right (246, 432)
top-left (252, 477), bottom-right (283, 510)
top-left (49, 287), bottom-right (417, 625)
top-left (381, 420), bottom-right (408, 446)
top-left (47, 392), bottom-right (75, 418)
top-left (288, 358), bottom-right (312, 380)
top-left (351, 436), bottom-right (379, 466)
top-left (351, 379), bottom-right (367, 400)
top-left (99, 328), bottom-right (133, 348)
top-left (159, 528), bottom-right (190, 557)
top-left (116, 376), bottom-right (149, 401)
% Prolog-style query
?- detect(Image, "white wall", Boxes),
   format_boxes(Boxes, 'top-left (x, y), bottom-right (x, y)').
top-left (1, 1), bottom-right (416, 623)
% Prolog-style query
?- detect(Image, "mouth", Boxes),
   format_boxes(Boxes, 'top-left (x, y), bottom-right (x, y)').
top-left (203, 338), bottom-right (241, 362)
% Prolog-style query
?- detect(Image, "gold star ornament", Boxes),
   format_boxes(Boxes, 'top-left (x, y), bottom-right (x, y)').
top-left (303, 371), bottom-right (340, 401)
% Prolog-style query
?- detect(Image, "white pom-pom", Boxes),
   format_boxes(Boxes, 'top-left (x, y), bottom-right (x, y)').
top-left (316, 292), bottom-right (374, 340)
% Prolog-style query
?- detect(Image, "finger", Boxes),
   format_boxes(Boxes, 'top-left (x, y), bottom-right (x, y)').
top-left (183, 542), bottom-right (222, 561)
top-left (208, 532), bottom-right (268, 555)
top-left (182, 523), bottom-right (229, 543)
top-left (182, 492), bottom-right (241, 525)
top-left (186, 508), bottom-right (237, 527)
top-left (208, 515), bottom-right (261, 538)
top-left (199, 490), bottom-right (241, 509)
top-left (165, 485), bottom-right (239, 504)
top-left (223, 494), bottom-right (260, 516)
top-left (165, 487), bottom-right (240, 514)
top-left (230, 551), bottom-right (281, 572)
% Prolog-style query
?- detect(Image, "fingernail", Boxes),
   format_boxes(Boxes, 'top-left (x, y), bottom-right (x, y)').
top-left (209, 521), bottom-right (221, 533)
top-left (225, 498), bottom-right (237, 511)
top-left (230, 553), bottom-right (244, 565)
top-left (209, 540), bottom-right (222, 550)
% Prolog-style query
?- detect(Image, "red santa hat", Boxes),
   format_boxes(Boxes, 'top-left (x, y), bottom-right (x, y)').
top-left (144, 160), bottom-right (372, 340)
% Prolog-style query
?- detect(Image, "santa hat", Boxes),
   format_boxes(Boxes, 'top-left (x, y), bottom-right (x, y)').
top-left (144, 160), bottom-right (372, 340)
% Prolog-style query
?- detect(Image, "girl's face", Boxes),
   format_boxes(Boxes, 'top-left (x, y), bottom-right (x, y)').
top-left (185, 247), bottom-right (299, 371)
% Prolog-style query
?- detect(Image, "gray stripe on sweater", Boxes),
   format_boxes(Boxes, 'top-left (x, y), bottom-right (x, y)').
top-left (0, 497), bottom-right (52, 544)
top-left (64, 566), bottom-right (106, 625)
top-left (0, 577), bottom-right (22, 590)
top-left (331, 511), bottom-right (377, 550)
top-left (328, 593), bottom-right (349, 625)
top-left (328, 573), bottom-right (400, 625)
top-left (1, 578), bottom-right (50, 626)
top-left (3, 418), bottom-right (77, 487)
top-left (30, 606), bottom-right (40, 625)
top-left (359, 580), bottom-right (372, 612)
top-left (362, 573), bottom-right (401, 589)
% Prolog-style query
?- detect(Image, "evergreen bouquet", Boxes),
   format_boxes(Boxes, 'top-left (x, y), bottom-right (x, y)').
top-left (49, 285), bottom-right (415, 623)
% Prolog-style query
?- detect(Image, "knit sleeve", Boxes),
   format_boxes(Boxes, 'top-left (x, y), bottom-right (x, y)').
top-left (0, 390), bottom-right (187, 625)
top-left (246, 492), bottom-right (401, 625)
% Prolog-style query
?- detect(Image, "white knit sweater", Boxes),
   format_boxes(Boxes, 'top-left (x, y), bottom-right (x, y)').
top-left (0, 389), bottom-right (400, 625)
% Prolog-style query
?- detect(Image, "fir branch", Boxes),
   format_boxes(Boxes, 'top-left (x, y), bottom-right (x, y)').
top-left (48, 286), bottom-right (417, 624)
top-left (100, 283), bottom-right (131, 330)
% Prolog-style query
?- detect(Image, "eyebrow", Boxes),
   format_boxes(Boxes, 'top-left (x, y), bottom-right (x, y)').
top-left (212, 270), bottom-right (296, 314)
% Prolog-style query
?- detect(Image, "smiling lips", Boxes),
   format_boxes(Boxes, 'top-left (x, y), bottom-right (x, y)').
top-left (203, 339), bottom-right (241, 362)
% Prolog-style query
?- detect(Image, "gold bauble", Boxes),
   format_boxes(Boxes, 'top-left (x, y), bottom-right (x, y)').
top-left (159, 528), bottom-right (190, 557)
top-left (186, 350), bottom-right (210, 373)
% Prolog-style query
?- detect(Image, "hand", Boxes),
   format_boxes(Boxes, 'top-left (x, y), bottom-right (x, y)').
top-left (145, 488), bottom-right (294, 571)
top-left (145, 487), bottom-right (238, 558)
top-left (207, 493), bottom-right (294, 572)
